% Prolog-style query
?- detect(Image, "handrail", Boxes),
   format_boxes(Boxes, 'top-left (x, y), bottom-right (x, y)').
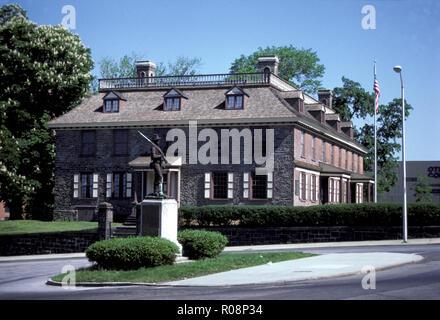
top-left (98, 72), bottom-right (271, 90)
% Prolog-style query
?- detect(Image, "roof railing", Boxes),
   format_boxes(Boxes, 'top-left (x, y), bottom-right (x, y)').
top-left (98, 72), bottom-right (271, 90)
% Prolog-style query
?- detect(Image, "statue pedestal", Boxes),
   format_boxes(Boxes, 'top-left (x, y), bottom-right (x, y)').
top-left (138, 198), bottom-right (182, 254)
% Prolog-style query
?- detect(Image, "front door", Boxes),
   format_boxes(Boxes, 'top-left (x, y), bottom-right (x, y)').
top-left (141, 170), bottom-right (180, 203)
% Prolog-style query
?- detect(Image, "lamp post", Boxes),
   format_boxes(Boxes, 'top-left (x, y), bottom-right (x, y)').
top-left (393, 65), bottom-right (408, 243)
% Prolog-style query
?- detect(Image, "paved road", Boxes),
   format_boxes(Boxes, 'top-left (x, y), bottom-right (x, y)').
top-left (0, 244), bottom-right (439, 300)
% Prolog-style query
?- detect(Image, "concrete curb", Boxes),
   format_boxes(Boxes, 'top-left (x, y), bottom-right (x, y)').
top-left (3, 237), bottom-right (439, 263)
top-left (45, 253), bottom-right (424, 288)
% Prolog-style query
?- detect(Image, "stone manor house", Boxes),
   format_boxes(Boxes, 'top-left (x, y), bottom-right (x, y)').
top-left (48, 56), bottom-right (374, 222)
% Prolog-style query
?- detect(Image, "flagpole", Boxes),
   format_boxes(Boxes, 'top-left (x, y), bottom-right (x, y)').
top-left (374, 59), bottom-right (377, 203)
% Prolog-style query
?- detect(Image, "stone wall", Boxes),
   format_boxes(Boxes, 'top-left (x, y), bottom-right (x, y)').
top-left (181, 226), bottom-right (440, 246)
top-left (0, 230), bottom-right (100, 256)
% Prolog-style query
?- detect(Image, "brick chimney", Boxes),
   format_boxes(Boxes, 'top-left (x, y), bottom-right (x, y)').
top-left (136, 60), bottom-right (156, 78)
top-left (318, 89), bottom-right (333, 109)
top-left (257, 55), bottom-right (279, 75)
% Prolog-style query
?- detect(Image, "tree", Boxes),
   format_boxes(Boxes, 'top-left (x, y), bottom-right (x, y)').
top-left (91, 54), bottom-right (202, 91)
top-left (411, 173), bottom-right (433, 202)
top-left (156, 56), bottom-right (202, 76)
top-left (230, 45), bottom-right (325, 94)
top-left (0, 4), bottom-right (94, 220)
top-left (332, 77), bottom-right (412, 194)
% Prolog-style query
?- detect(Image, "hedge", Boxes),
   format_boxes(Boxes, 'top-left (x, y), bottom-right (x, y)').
top-left (178, 203), bottom-right (440, 227)
top-left (85, 236), bottom-right (179, 270)
top-left (178, 230), bottom-right (228, 260)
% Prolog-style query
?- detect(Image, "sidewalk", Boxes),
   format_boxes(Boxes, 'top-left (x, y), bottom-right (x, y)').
top-left (165, 252), bottom-right (424, 286)
top-left (1, 237), bottom-right (439, 263)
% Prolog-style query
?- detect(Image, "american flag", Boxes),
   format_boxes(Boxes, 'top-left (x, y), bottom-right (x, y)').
top-left (374, 79), bottom-right (380, 113)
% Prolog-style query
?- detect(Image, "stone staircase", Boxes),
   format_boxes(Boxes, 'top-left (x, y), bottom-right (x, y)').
top-left (112, 215), bottom-right (137, 238)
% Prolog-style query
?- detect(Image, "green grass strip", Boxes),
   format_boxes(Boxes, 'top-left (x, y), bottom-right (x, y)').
top-left (51, 252), bottom-right (315, 284)
top-left (0, 220), bottom-right (122, 235)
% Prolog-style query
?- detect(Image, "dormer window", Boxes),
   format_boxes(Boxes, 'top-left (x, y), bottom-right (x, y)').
top-left (165, 97), bottom-right (181, 111)
top-left (103, 91), bottom-right (125, 113)
top-left (105, 100), bottom-right (119, 112)
top-left (163, 88), bottom-right (187, 111)
top-left (225, 87), bottom-right (248, 110)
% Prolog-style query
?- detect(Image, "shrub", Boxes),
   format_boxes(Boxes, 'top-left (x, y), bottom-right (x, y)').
top-left (177, 229), bottom-right (228, 260)
top-left (178, 203), bottom-right (440, 227)
top-left (85, 236), bottom-right (179, 270)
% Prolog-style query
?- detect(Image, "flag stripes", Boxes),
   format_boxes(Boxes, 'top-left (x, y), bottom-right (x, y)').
top-left (374, 79), bottom-right (380, 113)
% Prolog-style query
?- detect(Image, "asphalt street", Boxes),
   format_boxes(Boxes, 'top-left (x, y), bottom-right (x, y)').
top-left (0, 244), bottom-right (439, 300)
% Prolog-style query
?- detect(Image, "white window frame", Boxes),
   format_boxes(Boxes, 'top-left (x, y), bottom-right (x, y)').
top-left (73, 174), bottom-right (79, 198)
top-left (227, 172), bottom-right (234, 199)
top-left (204, 172), bottom-right (211, 199)
top-left (243, 172), bottom-right (250, 199)
top-left (267, 172), bottom-right (273, 199)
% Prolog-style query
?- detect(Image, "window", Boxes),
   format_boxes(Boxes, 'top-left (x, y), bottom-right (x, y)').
top-left (335, 179), bottom-right (340, 203)
top-left (165, 97), bottom-right (180, 111)
top-left (311, 136), bottom-right (315, 160)
top-left (329, 178), bottom-right (333, 202)
top-left (81, 130), bottom-right (95, 156)
top-left (73, 173), bottom-right (98, 199)
top-left (352, 154), bottom-right (355, 172)
top-left (205, 172), bottom-right (233, 200)
top-left (338, 147), bottom-right (341, 167)
top-left (300, 130), bottom-right (305, 157)
top-left (300, 172), bottom-right (306, 200)
top-left (321, 141), bottom-right (325, 162)
top-left (331, 144), bottom-right (334, 165)
top-left (345, 151), bottom-right (348, 169)
top-left (105, 100), bottom-right (112, 112)
top-left (227, 95), bottom-right (243, 109)
top-left (311, 175), bottom-right (317, 201)
top-left (251, 172), bottom-right (268, 199)
top-left (103, 91), bottom-right (123, 113)
top-left (213, 172), bottom-right (228, 199)
top-left (225, 87), bottom-right (247, 109)
top-left (106, 172), bottom-right (132, 198)
top-left (114, 130), bottom-right (128, 156)
top-left (163, 88), bottom-right (186, 111)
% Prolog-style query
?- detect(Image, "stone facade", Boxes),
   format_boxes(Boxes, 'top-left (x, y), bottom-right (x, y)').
top-left (54, 125), bottom-right (296, 221)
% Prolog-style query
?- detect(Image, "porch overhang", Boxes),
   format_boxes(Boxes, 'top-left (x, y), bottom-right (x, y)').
top-left (319, 162), bottom-right (351, 178)
top-left (350, 172), bottom-right (375, 184)
top-left (128, 156), bottom-right (182, 168)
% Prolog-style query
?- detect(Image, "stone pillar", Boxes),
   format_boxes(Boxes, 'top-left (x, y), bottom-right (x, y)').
top-left (98, 202), bottom-right (113, 240)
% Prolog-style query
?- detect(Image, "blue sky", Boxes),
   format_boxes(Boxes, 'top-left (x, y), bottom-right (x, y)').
top-left (6, 0), bottom-right (440, 160)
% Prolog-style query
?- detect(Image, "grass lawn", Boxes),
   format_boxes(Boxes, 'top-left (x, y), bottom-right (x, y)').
top-left (0, 220), bottom-right (122, 235)
top-left (51, 252), bottom-right (315, 284)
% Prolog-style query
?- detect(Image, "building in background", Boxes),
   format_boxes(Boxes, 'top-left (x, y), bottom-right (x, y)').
top-left (379, 161), bottom-right (440, 203)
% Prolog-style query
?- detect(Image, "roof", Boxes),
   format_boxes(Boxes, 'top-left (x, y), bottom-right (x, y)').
top-left (294, 160), bottom-right (374, 180)
top-left (47, 73), bottom-right (368, 154)
top-left (48, 86), bottom-right (299, 127)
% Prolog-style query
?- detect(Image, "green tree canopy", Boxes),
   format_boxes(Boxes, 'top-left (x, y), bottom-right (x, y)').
top-left (332, 77), bottom-right (412, 194)
top-left (90, 54), bottom-right (202, 91)
top-left (0, 4), bottom-right (94, 219)
top-left (230, 45), bottom-right (325, 94)
top-left (411, 173), bottom-right (433, 202)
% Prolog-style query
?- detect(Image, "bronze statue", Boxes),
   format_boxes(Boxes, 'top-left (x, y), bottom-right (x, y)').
top-left (138, 131), bottom-right (170, 198)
